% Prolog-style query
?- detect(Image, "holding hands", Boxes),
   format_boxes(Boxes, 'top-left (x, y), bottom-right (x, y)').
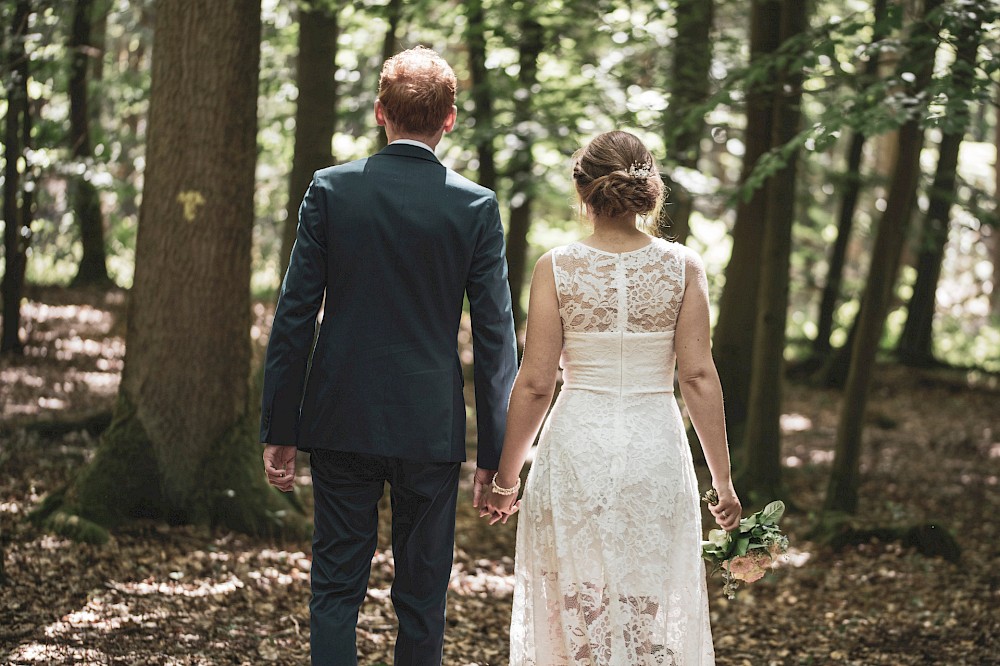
top-left (475, 469), bottom-right (521, 525)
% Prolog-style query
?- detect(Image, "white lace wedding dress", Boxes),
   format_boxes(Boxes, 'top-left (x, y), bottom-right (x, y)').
top-left (510, 238), bottom-right (715, 665)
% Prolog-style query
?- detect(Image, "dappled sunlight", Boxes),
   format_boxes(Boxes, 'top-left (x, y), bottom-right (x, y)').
top-left (106, 574), bottom-right (246, 598)
top-left (780, 412), bottom-right (814, 433)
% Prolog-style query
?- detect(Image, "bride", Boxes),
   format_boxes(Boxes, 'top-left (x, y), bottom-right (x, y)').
top-left (481, 131), bottom-right (741, 665)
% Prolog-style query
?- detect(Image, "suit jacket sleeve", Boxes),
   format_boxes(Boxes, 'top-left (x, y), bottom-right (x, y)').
top-left (260, 174), bottom-right (328, 445)
top-left (466, 195), bottom-right (518, 469)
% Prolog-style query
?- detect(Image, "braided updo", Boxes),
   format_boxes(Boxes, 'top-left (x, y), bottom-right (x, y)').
top-left (572, 131), bottom-right (664, 219)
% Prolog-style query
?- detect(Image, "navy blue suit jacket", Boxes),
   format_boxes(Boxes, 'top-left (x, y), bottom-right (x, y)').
top-left (260, 143), bottom-right (518, 469)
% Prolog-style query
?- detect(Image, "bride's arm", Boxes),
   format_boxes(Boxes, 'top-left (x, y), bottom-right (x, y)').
top-left (675, 249), bottom-right (742, 531)
top-left (482, 252), bottom-right (563, 523)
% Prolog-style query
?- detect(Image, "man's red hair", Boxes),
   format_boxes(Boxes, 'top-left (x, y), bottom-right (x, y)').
top-left (378, 46), bottom-right (456, 136)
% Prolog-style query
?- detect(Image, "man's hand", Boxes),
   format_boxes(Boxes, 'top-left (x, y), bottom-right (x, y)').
top-left (263, 445), bottom-right (297, 492)
top-left (472, 467), bottom-right (495, 509)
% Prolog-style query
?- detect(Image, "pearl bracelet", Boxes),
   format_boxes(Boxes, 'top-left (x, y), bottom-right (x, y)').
top-left (491, 473), bottom-right (521, 496)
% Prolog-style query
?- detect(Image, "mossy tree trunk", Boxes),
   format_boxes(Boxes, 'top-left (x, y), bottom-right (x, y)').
top-left (46, 0), bottom-right (298, 542)
top-left (710, 0), bottom-right (781, 449)
top-left (738, 0), bottom-right (808, 504)
top-left (505, 12), bottom-right (544, 329)
top-left (660, 0), bottom-right (713, 244)
top-left (69, 0), bottom-right (112, 287)
top-left (824, 0), bottom-right (943, 515)
top-left (279, 0), bottom-right (339, 278)
top-left (1, 0), bottom-right (34, 355)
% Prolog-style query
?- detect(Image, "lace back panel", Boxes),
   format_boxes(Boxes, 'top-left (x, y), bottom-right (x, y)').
top-left (551, 239), bottom-right (685, 334)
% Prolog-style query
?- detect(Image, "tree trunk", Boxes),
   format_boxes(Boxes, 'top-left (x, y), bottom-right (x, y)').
top-left (994, 85), bottom-right (1000, 317)
top-left (45, 0), bottom-right (298, 542)
top-left (69, 0), bottom-right (112, 287)
top-left (897, 12), bottom-right (982, 365)
top-left (1, 0), bottom-right (33, 355)
top-left (824, 0), bottom-right (942, 515)
top-left (812, 0), bottom-right (889, 361)
top-left (660, 0), bottom-right (714, 244)
top-left (279, 0), bottom-right (339, 279)
top-left (711, 0), bottom-right (781, 447)
top-left (739, 0), bottom-right (808, 502)
top-left (466, 0), bottom-right (496, 192)
top-left (375, 0), bottom-right (403, 151)
top-left (505, 14), bottom-right (544, 328)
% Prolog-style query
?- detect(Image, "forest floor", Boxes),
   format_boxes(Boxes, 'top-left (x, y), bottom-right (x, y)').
top-left (1, 287), bottom-right (998, 666)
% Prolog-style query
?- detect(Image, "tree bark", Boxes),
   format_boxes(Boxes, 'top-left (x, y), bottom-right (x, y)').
top-left (739, 0), bottom-right (808, 502)
top-left (825, 0), bottom-right (942, 515)
top-left (660, 0), bottom-right (714, 244)
top-left (466, 0), bottom-right (496, 192)
top-left (897, 12), bottom-right (982, 365)
top-left (279, 0), bottom-right (339, 279)
top-left (375, 0), bottom-right (403, 151)
top-left (2, 0), bottom-right (33, 355)
top-left (45, 0), bottom-right (298, 542)
top-left (69, 0), bottom-right (112, 287)
top-left (505, 14), bottom-right (544, 328)
top-left (711, 0), bottom-right (781, 447)
top-left (812, 0), bottom-right (889, 359)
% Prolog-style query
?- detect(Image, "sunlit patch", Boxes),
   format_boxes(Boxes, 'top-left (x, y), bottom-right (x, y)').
top-left (106, 574), bottom-right (244, 597)
top-left (989, 442), bottom-right (1000, 459)
top-left (37, 396), bottom-right (66, 409)
top-left (449, 557), bottom-right (515, 597)
top-left (808, 450), bottom-right (835, 464)
top-left (0, 501), bottom-right (22, 513)
top-left (783, 455), bottom-right (802, 468)
top-left (780, 413), bottom-right (813, 433)
top-left (772, 547), bottom-right (811, 570)
top-left (6, 643), bottom-right (111, 663)
top-left (48, 598), bottom-right (169, 635)
top-left (37, 535), bottom-right (72, 550)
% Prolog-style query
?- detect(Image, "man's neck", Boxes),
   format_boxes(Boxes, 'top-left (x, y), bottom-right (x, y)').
top-left (385, 130), bottom-right (443, 150)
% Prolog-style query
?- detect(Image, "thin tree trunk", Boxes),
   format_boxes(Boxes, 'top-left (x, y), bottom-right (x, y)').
top-left (825, 0), bottom-right (942, 515)
top-left (375, 0), bottom-right (403, 151)
top-left (740, 0), bottom-right (808, 501)
top-left (897, 11), bottom-right (982, 365)
top-left (994, 86), bottom-right (1000, 317)
top-left (660, 0), bottom-right (714, 244)
top-left (505, 15), bottom-right (544, 329)
top-left (813, 0), bottom-right (889, 360)
top-left (2, 1), bottom-right (33, 354)
top-left (466, 0), bottom-right (496, 192)
top-left (69, 0), bottom-right (112, 287)
top-left (279, 1), bottom-right (339, 279)
top-left (711, 0), bottom-right (782, 447)
top-left (45, 0), bottom-right (298, 542)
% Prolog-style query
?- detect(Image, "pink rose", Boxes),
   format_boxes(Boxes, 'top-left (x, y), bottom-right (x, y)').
top-left (727, 551), bottom-right (772, 583)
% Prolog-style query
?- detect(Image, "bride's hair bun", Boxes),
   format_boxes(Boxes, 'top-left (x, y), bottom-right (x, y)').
top-left (572, 131), bottom-right (663, 218)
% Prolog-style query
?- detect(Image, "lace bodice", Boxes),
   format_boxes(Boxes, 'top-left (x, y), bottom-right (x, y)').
top-left (551, 239), bottom-right (686, 334)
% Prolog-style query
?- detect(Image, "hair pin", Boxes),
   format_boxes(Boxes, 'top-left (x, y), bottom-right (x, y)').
top-left (627, 161), bottom-right (653, 179)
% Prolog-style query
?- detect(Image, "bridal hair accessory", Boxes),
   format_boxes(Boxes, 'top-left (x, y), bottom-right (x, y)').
top-left (701, 489), bottom-right (789, 599)
top-left (491, 473), bottom-right (521, 496)
top-left (627, 161), bottom-right (653, 180)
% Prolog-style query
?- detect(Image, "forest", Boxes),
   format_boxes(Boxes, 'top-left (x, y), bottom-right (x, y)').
top-left (1, 0), bottom-right (998, 664)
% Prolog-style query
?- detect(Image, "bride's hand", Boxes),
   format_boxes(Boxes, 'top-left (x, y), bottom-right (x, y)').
top-left (481, 491), bottom-right (520, 525)
top-left (709, 483), bottom-right (741, 531)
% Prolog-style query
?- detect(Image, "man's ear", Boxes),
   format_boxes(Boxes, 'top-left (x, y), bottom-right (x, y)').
top-left (374, 99), bottom-right (387, 128)
top-left (442, 105), bottom-right (457, 133)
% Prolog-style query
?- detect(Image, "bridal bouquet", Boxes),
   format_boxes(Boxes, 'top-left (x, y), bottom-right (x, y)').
top-left (700, 489), bottom-right (789, 599)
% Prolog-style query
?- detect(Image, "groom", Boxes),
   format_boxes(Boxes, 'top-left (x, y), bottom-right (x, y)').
top-left (259, 47), bottom-right (517, 665)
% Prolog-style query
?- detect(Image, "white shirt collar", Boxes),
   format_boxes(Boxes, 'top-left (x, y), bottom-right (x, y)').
top-left (390, 138), bottom-right (436, 155)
